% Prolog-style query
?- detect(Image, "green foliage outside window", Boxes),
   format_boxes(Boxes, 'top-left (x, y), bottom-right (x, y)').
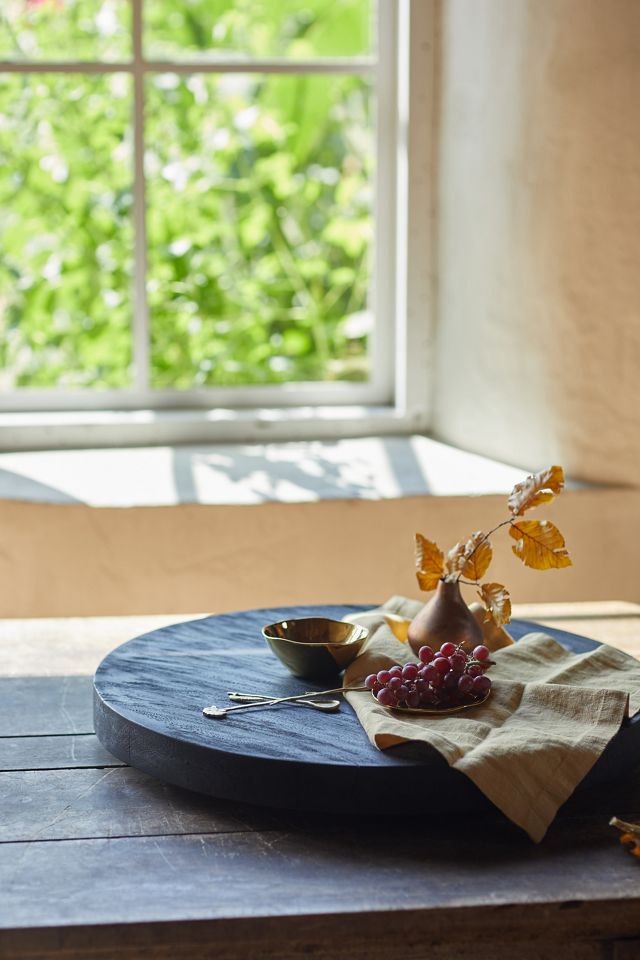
top-left (0, 0), bottom-right (374, 391)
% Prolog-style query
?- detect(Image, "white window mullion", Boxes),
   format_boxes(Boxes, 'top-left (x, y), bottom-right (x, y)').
top-left (131, 0), bottom-right (150, 392)
top-left (372, 0), bottom-right (398, 405)
top-left (0, 59), bottom-right (375, 76)
top-left (143, 58), bottom-right (375, 75)
top-left (0, 61), bottom-right (130, 73)
top-left (395, 0), bottom-right (434, 427)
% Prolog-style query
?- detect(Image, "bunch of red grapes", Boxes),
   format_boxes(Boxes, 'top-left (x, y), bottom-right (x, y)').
top-left (364, 641), bottom-right (493, 710)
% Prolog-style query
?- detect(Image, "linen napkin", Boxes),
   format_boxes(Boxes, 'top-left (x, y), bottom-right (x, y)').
top-left (344, 597), bottom-right (640, 842)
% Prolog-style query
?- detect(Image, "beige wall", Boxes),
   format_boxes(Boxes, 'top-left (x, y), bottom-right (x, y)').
top-left (2, 486), bottom-right (638, 618)
top-left (4, 2), bottom-right (640, 618)
top-left (432, 0), bottom-right (640, 486)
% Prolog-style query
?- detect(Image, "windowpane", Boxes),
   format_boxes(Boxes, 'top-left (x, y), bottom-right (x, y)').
top-left (0, 73), bottom-right (134, 389)
top-left (145, 72), bottom-right (373, 389)
top-left (144, 0), bottom-right (373, 62)
top-left (0, 0), bottom-right (131, 62)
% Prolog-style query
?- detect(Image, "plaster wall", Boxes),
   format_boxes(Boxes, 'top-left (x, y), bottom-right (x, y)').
top-left (1, 487), bottom-right (638, 618)
top-left (4, 3), bottom-right (640, 618)
top-left (432, 0), bottom-right (640, 486)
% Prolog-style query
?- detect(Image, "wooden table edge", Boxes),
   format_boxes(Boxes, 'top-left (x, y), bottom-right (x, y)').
top-left (2, 900), bottom-right (640, 959)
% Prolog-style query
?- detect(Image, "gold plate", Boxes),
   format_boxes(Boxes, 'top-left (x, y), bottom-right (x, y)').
top-left (372, 689), bottom-right (491, 715)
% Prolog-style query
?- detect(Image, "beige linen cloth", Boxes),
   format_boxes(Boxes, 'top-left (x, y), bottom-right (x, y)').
top-left (344, 597), bottom-right (640, 842)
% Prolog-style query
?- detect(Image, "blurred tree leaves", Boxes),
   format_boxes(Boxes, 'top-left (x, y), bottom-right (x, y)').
top-left (0, 0), bottom-right (374, 391)
top-left (0, 72), bottom-right (133, 387)
top-left (146, 70), bottom-right (372, 388)
top-left (143, 0), bottom-right (371, 61)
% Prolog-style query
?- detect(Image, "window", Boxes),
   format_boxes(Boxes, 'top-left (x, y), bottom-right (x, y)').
top-left (0, 1), bottom-right (431, 447)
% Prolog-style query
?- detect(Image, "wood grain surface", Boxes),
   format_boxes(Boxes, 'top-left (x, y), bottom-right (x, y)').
top-left (93, 606), bottom-right (640, 814)
top-left (0, 676), bottom-right (93, 736)
top-left (0, 733), bottom-right (123, 771)
top-left (1, 602), bottom-right (638, 677)
top-left (2, 602), bottom-right (640, 960)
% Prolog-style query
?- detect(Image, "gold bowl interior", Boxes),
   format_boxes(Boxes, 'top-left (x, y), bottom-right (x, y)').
top-left (262, 617), bottom-right (369, 681)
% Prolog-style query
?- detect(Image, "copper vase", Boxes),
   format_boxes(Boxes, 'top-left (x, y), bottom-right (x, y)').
top-left (407, 579), bottom-right (484, 656)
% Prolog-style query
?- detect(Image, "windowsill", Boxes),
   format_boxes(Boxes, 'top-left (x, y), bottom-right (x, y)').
top-left (0, 404), bottom-right (430, 452)
top-left (0, 435), bottom-right (533, 508)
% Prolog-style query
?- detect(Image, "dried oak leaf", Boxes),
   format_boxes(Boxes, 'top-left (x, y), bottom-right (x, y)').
top-left (508, 465), bottom-right (565, 516)
top-left (415, 534), bottom-right (445, 591)
top-left (509, 520), bottom-right (572, 570)
top-left (445, 541), bottom-right (465, 575)
top-left (384, 613), bottom-right (411, 644)
top-left (446, 531), bottom-right (492, 582)
top-left (477, 582), bottom-right (512, 626)
top-left (610, 818), bottom-right (640, 859)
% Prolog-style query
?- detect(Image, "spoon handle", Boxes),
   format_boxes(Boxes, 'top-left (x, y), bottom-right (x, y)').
top-left (203, 685), bottom-right (367, 718)
top-left (227, 692), bottom-right (341, 713)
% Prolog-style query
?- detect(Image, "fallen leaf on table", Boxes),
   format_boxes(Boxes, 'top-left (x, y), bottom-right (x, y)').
top-left (610, 817), bottom-right (640, 859)
top-left (383, 613), bottom-right (411, 644)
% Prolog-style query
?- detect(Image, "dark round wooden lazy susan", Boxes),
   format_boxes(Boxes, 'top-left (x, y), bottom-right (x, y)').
top-left (94, 604), bottom-right (640, 815)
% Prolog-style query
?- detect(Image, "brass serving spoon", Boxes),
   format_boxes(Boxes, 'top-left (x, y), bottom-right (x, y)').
top-left (203, 685), bottom-right (367, 719)
top-left (227, 691), bottom-right (341, 713)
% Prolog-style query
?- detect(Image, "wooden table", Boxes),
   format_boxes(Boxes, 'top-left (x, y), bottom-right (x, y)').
top-left (2, 603), bottom-right (640, 960)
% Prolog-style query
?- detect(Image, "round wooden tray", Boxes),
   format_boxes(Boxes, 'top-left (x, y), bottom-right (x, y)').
top-left (93, 604), bottom-right (640, 815)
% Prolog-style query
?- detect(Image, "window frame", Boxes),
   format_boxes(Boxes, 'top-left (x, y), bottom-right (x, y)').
top-left (0, 0), bottom-right (434, 449)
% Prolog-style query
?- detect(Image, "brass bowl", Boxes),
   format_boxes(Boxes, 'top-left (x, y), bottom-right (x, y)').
top-left (372, 689), bottom-right (491, 715)
top-left (262, 617), bottom-right (369, 682)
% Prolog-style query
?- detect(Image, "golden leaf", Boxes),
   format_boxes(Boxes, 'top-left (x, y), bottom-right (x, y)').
top-left (477, 582), bottom-right (512, 626)
top-left (384, 613), bottom-right (411, 644)
top-left (610, 818), bottom-right (640, 858)
top-left (610, 817), bottom-right (640, 841)
top-left (415, 534), bottom-right (445, 591)
top-left (446, 531), bottom-right (492, 582)
top-left (508, 465), bottom-right (565, 516)
top-left (445, 540), bottom-right (465, 575)
top-left (509, 520), bottom-right (572, 570)
top-left (463, 536), bottom-right (493, 582)
top-left (470, 602), bottom-right (514, 649)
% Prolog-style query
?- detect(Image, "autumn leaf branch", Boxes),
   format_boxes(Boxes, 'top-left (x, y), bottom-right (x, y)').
top-left (414, 466), bottom-right (572, 627)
